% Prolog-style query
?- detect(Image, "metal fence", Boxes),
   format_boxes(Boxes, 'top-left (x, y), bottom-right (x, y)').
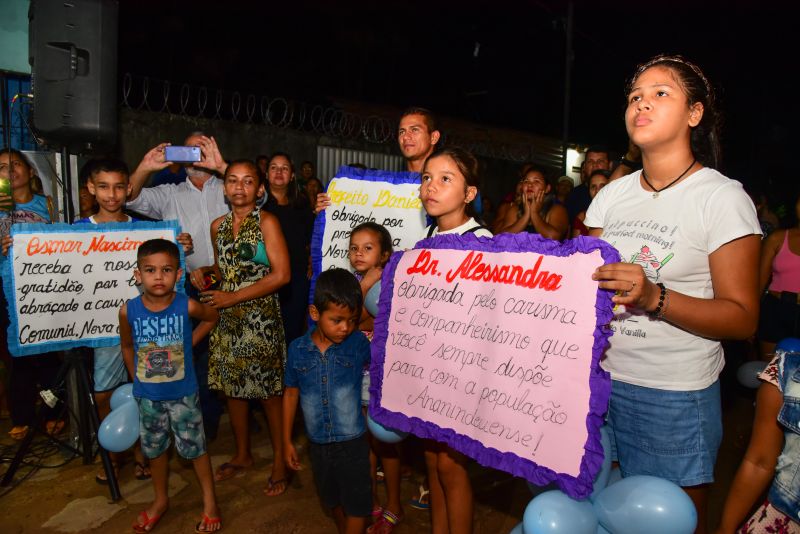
top-left (1, 74), bottom-right (37, 150)
top-left (317, 146), bottom-right (405, 185)
top-left (121, 73), bottom-right (396, 144)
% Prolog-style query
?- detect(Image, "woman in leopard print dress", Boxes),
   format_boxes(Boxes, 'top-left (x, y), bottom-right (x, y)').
top-left (190, 159), bottom-right (291, 494)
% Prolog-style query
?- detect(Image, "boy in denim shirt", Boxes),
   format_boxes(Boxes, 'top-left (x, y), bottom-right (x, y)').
top-left (283, 268), bottom-right (372, 534)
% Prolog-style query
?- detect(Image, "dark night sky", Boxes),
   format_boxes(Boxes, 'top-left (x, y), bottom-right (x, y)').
top-left (119, 1), bottom-right (795, 191)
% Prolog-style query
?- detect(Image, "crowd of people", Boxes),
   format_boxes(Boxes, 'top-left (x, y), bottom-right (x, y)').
top-left (0, 53), bottom-right (799, 534)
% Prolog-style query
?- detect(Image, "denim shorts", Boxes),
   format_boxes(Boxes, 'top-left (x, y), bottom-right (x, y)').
top-left (308, 434), bottom-right (371, 517)
top-left (137, 393), bottom-right (207, 460)
top-left (607, 379), bottom-right (722, 487)
top-left (93, 344), bottom-right (128, 393)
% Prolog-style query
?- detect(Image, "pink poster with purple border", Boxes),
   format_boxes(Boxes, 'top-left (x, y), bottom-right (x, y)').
top-left (369, 232), bottom-right (618, 499)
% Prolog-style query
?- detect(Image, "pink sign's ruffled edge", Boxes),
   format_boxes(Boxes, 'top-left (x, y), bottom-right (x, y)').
top-left (369, 232), bottom-right (619, 500)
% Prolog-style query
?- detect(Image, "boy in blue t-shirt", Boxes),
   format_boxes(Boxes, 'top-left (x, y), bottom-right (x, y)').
top-left (283, 268), bottom-right (372, 534)
top-left (119, 239), bottom-right (220, 533)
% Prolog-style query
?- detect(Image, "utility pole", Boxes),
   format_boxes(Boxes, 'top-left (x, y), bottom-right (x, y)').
top-left (561, 1), bottom-right (574, 175)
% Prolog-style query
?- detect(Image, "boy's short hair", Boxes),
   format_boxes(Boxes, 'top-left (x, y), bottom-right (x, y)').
top-left (83, 158), bottom-right (130, 181)
top-left (313, 268), bottom-right (363, 314)
top-left (137, 238), bottom-right (180, 266)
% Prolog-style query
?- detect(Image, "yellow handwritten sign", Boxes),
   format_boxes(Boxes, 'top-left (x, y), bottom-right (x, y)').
top-left (313, 170), bottom-right (427, 274)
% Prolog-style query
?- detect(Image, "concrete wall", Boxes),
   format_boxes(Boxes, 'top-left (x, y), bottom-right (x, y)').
top-left (118, 108), bottom-right (399, 176)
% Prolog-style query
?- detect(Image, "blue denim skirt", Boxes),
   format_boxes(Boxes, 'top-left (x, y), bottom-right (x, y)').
top-left (607, 379), bottom-right (722, 487)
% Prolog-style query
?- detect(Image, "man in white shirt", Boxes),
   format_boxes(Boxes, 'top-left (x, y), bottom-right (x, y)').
top-left (127, 132), bottom-right (229, 271)
top-left (126, 131), bottom-right (229, 439)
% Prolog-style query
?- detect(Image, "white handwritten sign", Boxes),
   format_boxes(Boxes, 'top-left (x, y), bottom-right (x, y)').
top-left (311, 166), bottom-right (427, 276)
top-left (369, 233), bottom-right (618, 499)
top-left (2, 221), bottom-right (183, 356)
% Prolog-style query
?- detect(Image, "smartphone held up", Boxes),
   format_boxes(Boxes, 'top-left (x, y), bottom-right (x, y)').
top-left (164, 145), bottom-right (201, 163)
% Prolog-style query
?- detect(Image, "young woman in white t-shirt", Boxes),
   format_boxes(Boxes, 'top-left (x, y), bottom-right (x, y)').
top-left (585, 56), bottom-right (761, 533)
top-left (418, 147), bottom-right (490, 534)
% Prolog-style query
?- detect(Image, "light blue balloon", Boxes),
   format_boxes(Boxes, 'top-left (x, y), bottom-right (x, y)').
top-left (737, 360), bottom-right (767, 389)
top-left (589, 426), bottom-right (612, 502)
top-left (776, 337), bottom-right (800, 354)
top-left (509, 522), bottom-right (525, 534)
top-left (367, 413), bottom-right (407, 444)
top-left (523, 491), bottom-right (598, 534)
top-left (593, 475), bottom-right (697, 534)
top-left (606, 467), bottom-right (623, 487)
top-left (109, 383), bottom-right (134, 410)
top-left (365, 281), bottom-right (381, 317)
top-left (98, 400), bottom-right (140, 452)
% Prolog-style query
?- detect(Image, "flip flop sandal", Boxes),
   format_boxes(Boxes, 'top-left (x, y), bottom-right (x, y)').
top-left (213, 462), bottom-right (247, 482)
top-left (9, 426), bottom-right (29, 441)
top-left (409, 484), bottom-right (430, 510)
top-left (46, 420), bottom-right (65, 435)
top-left (134, 461), bottom-right (152, 480)
top-left (132, 510), bottom-right (163, 533)
top-left (264, 476), bottom-right (289, 497)
top-left (195, 513), bottom-right (222, 533)
top-left (95, 464), bottom-right (120, 485)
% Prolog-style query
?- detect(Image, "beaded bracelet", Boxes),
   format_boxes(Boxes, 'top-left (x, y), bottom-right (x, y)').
top-left (663, 288), bottom-right (672, 318)
top-left (649, 283), bottom-right (667, 319)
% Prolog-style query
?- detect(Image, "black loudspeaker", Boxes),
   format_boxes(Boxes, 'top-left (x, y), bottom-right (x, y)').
top-left (29, 0), bottom-right (118, 152)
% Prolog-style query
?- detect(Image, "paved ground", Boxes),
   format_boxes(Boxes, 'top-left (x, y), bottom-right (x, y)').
top-left (0, 356), bottom-right (760, 533)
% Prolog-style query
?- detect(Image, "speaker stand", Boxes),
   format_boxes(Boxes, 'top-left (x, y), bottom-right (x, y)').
top-left (0, 351), bottom-right (121, 501)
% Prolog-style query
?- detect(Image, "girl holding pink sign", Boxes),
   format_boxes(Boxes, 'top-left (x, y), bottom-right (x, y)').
top-left (418, 146), bottom-right (491, 534)
top-left (586, 56), bottom-right (761, 533)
